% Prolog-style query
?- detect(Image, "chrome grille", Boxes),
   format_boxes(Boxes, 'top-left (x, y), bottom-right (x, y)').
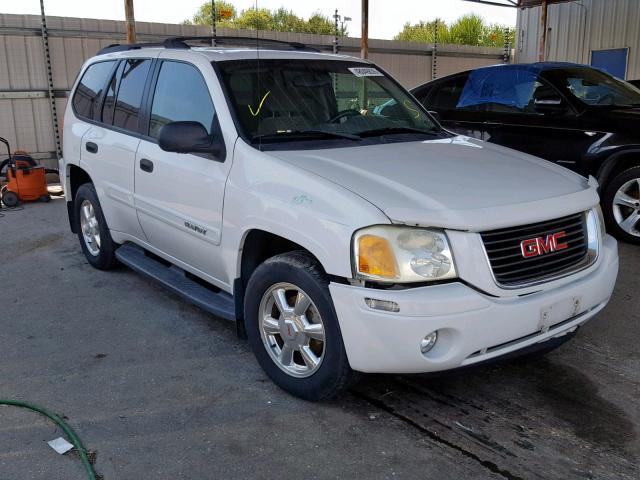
top-left (481, 212), bottom-right (589, 287)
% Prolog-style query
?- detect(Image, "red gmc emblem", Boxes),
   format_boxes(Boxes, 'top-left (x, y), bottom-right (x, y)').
top-left (520, 231), bottom-right (569, 258)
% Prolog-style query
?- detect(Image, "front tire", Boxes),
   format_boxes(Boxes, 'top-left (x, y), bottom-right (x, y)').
top-left (75, 183), bottom-right (119, 270)
top-left (602, 166), bottom-right (640, 245)
top-left (244, 251), bottom-right (357, 401)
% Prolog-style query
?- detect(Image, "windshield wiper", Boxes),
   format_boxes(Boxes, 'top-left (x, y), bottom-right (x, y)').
top-left (355, 126), bottom-right (440, 138)
top-left (252, 129), bottom-right (361, 142)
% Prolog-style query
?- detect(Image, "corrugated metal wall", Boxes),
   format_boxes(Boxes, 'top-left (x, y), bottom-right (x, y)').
top-left (516, 0), bottom-right (640, 79)
top-left (0, 13), bottom-right (504, 168)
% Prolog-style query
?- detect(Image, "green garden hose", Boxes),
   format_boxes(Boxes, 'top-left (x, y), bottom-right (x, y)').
top-left (0, 400), bottom-right (97, 480)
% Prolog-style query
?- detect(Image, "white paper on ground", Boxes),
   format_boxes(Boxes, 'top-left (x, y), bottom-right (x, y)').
top-left (48, 437), bottom-right (74, 454)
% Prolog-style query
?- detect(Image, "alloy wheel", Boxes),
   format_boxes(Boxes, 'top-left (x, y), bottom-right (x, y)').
top-left (79, 199), bottom-right (101, 256)
top-left (259, 282), bottom-right (326, 378)
top-left (612, 178), bottom-right (640, 238)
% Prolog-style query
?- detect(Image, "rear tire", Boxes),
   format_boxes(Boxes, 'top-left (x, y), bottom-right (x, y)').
top-left (75, 183), bottom-right (119, 270)
top-left (244, 251), bottom-right (357, 401)
top-left (602, 166), bottom-right (640, 245)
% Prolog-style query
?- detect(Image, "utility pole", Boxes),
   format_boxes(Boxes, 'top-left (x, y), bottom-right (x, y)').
top-left (538, 0), bottom-right (548, 61)
top-left (361, 0), bottom-right (368, 59)
top-left (432, 19), bottom-right (439, 80)
top-left (333, 9), bottom-right (339, 54)
top-left (40, 0), bottom-right (61, 161)
top-left (503, 26), bottom-right (511, 64)
top-left (211, 0), bottom-right (217, 46)
top-left (124, 0), bottom-right (136, 44)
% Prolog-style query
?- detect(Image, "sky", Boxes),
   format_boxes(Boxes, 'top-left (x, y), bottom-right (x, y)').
top-left (0, 0), bottom-right (517, 39)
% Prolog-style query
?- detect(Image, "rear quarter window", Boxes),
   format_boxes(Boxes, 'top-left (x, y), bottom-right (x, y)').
top-left (72, 61), bottom-right (116, 119)
top-left (113, 59), bottom-right (152, 131)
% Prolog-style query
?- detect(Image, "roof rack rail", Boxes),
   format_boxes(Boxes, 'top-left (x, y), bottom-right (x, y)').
top-left (97, 42), bottom-right (166, 55)
top-left (97, 36), bottom-right (320, 56)
top-left (163, 36), bottom-right (320, 52)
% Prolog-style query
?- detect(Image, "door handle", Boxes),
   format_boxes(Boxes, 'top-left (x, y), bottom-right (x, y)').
top-left (85, 142), bottom-right (98, 154)
top-left (139, 158), bottom-right (154, 173)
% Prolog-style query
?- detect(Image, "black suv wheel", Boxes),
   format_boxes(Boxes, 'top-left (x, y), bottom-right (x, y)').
top-left (602, 166), bottom-right (640, 245)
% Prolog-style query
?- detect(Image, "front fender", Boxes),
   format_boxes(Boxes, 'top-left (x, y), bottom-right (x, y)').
top-left (220, 141), bottom-right (389, 283)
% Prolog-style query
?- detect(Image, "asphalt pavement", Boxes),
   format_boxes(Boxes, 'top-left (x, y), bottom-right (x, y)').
top-left (1, 197), bottom-right (638, 480)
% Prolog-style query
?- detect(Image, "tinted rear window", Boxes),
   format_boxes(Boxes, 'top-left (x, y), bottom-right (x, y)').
top-left (101, 62), bottom-right (124, 125)
top-left (113, 59), bottom-right (152, 131)
top-left (72, 61), bottom-right (116, 119)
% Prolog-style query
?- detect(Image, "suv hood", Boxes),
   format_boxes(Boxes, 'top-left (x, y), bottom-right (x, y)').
top-left (267, 136), bottom-right (599, 231)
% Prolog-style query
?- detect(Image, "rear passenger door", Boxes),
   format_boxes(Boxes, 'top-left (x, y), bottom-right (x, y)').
top-left (80, 57), bottom-right (153, 240)
top-left (134, 58), bottom-right (230, 282)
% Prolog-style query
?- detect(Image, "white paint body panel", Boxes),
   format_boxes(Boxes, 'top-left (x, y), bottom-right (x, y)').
top-left (62, 47), bottom-right (620, 374)
top-left (268, 136), bottom-right (599, 232)
top-left (81, 125), bottom-right (146, 239)
top-left (331, 235), bottom-right (619, 373)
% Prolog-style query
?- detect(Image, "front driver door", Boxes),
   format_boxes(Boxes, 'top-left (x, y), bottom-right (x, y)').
top-left (466, 67), bottom-right (590, 171)
top-left (134, 59), bottom-right (230, 282)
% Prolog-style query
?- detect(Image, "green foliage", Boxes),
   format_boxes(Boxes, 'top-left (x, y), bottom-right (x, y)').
top-left (394, 13), bottom-right (515, 47)
top-left (186, 1), bottom-right (237, 26)
top-left (448, 14), bottom-right (485, 46)
top-left (185, 3), bottom-right (342, 36)
top-left (395, 18), bottom-right (448, 44)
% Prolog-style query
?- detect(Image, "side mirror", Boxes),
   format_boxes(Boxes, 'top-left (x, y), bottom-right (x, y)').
top-left (158, 121), bottom-right (220, 155)
top-left (428, 110), bottom-right (441, 123)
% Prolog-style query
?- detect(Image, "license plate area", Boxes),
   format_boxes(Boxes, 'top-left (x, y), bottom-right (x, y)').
top-left (539, 296), bottom-right (583, 332)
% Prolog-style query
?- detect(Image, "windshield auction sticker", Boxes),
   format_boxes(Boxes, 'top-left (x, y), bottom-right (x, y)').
top-left (348, 67), bottom-right (384, 77)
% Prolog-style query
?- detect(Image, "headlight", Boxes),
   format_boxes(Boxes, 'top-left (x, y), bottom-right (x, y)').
top-left (586, 206), bottom-right (604, 260)
top-left (353, 226), bottom-right (457, 283)
top-left (594, 204), bottom-right (606, 240)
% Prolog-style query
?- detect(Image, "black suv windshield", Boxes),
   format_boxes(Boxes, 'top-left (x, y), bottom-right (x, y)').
top-left (555, 67), bottom-right (640, 107)
top-left (216, 59), bottom-right (440, 148)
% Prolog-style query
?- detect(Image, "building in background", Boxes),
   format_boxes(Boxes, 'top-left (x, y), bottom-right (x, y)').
top-left (516, 0), bottom-right (640, 80)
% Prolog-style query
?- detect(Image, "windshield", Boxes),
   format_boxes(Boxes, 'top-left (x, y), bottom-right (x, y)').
top-left (216, 59), bottom-right (439, 148)
top-left (556, 68), bottom-right (640, 107)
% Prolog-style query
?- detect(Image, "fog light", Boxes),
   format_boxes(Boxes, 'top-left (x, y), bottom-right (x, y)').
top-left (364, 298), bottom-right (400, 313)
top-left (420, 331), bottom-right (438, 354)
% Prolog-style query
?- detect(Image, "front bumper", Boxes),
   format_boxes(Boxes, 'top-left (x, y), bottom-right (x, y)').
top-left (329, 235), bottom-right (619, 374)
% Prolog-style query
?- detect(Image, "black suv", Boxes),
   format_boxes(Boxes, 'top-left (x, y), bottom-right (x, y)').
top-left (412, 62), bottom-right (640, 244)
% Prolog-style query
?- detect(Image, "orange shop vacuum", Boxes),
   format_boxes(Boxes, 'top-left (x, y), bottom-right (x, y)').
top-left (0, 136), bottom-right (57, 208)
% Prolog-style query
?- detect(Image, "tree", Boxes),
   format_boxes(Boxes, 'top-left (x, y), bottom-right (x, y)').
top-left (395, 18), bottom-right (448, 43)
top-left (184, 3), bottom-right (343, 36)
top-left (185, 1), bottom-right (237, 26)
top-left (448, 14), bottom-right (485, 46)
top-left (394, 14), bottom-right (514, 47)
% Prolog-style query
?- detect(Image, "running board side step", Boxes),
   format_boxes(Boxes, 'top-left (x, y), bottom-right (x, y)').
top-left (115, 243), bottom-right (235, 321)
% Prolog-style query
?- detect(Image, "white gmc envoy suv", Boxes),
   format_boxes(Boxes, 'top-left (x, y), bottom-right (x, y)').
top-left (61, 37), bottom-right (619, 400)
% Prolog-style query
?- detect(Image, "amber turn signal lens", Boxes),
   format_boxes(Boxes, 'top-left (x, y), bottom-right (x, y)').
top-left (357, 235), bottom-right (399, 279)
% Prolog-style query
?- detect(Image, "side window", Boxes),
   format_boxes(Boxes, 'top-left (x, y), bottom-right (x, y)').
top-left (456, 68), bottom-right (546, 114)
top-left (113, 59), bottom-right (152, 131)
top-left (101, 62), bottom-right (124, 125)
top-left (149, 62), bottom-right (215, 139)
top-left (72, 61), bottom-right (116, 119)
top-left (429, 75), bottom-right (468, 111)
